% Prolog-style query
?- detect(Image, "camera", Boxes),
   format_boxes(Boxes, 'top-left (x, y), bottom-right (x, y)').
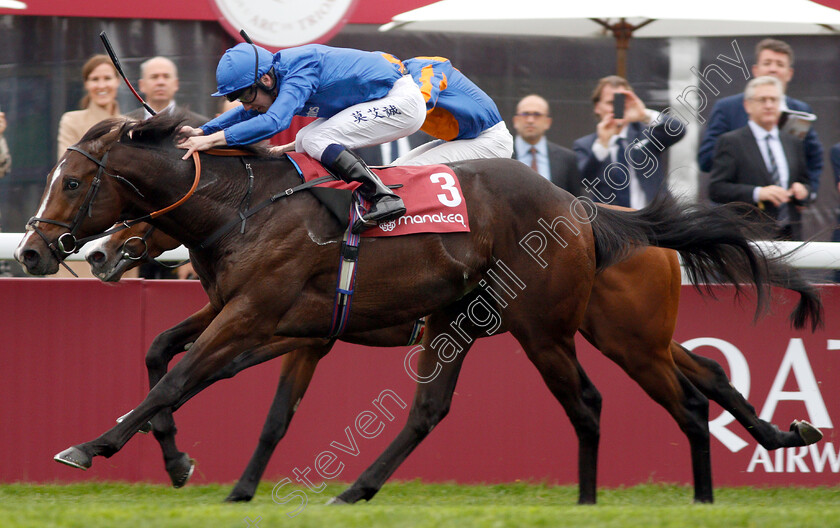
top-left (612, 93), bottom-right (625, 119)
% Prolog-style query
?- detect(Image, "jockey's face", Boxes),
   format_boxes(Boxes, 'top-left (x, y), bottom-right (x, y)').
top-left (241, 73), bottom-right (276, 113)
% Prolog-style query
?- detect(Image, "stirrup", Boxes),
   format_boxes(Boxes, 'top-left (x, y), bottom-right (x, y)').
top-left (351, 200), bottom-right (375, 234)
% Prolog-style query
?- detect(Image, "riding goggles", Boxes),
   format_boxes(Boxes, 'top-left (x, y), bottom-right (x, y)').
top-left (225, 84), bottom-right (259, 104)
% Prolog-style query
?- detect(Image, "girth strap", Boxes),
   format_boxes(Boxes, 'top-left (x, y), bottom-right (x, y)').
top-left (326, 201), bottom-right (365, 338)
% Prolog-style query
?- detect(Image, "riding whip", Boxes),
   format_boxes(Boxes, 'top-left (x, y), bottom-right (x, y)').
top-left (99, 31), bottom-right (157, 117)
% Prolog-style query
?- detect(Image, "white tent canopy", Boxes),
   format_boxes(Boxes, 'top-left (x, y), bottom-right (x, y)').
top-left (0, 1), bottom-right (27, 9)
top-left (381, 0), bottom-right (840, 37)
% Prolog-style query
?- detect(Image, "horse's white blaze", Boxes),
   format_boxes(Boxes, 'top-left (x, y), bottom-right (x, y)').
top-left (14, 160), bottom-right (68, 261)
top-left (34, 159), bottom-right (67, 219)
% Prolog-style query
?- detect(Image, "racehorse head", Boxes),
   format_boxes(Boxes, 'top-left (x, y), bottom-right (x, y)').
top-left (85, 222), bottom-right (180, 282)
top-left (15, 113), bottom-right (191, 275)
top-left (15, 119), bottom-right (131, 275)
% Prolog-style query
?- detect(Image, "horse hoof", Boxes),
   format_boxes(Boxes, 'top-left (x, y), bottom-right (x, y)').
top-left (167, 453), bottom-right (195, 488)
top-left (224, 489), bottom-right (254, 502)
top-left (326, 497), bottom-right (349, 505)
top-left (116, 411), bottom-right (152, 434)
top-left (791, 420), bottom-right (823, 445)
top-left (54, 446), bottom-right (92, 470)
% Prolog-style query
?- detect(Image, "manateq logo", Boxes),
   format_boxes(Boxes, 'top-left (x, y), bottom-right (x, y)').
top-left (212, 0), bottom-right (357, 49)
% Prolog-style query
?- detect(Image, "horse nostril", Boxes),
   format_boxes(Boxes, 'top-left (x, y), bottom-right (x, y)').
top-left (22, 249), bottom-right (41, 267)
top-left (88, 251), bottom-right (105, 264)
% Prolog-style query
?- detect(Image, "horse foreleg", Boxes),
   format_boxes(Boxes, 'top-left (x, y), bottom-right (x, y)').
top-left (673, 343), bottom-right (822, 449)
top-left (54, 301), bottom-right (277, 471)
top-left (332, 316), bottom-right (473, 504)
top-left (516, 334), bottom-right (602, 505)
top-left (225, 344), bottom-right (331, 502)
top-left (142, 303), bottom-right (218, 487)
top-left (226, 324), bottom-right (416, 502)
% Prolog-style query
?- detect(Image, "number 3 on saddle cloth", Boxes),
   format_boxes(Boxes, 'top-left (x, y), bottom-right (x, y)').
top-left (286, 152), bottom-right (470, 236)
top-left (285, 152), bottom-right (470, 338)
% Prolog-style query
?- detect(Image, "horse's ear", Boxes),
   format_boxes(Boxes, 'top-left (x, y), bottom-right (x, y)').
top-left (91, 120), bottom-right (132, 154)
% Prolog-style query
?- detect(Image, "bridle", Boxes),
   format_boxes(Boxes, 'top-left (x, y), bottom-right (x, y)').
top-left (26, 144), bottom-right (201, 276)
top-left (118, 225), bottom-right (190, 270)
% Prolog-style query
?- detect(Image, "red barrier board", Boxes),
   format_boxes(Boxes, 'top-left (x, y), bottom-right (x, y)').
top-left (0, 279), bottom-right (837, 491)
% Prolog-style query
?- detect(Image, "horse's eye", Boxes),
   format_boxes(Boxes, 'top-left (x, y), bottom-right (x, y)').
top-left (64, 179), bottom-right (80, 191)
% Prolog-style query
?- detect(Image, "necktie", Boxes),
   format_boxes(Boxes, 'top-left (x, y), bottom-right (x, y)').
top-left (765, 134), bottom-right (789, 226)
top-left (765, 134), bottom-right (780, 185)
top-left (613, 137), bottom-right (630, 207)
top-left (529, 146), bottom-right (539, 172)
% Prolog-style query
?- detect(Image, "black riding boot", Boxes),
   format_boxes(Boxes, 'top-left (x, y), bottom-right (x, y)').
top-left (327, 149), bottom-right (405, 233)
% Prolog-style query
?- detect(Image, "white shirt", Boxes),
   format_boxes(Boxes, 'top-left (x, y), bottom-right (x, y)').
top-left (591, 109), bottom-right (659, 209)
top-left (747, 120), bottom-right (789, 203)
top-left (515, 135), bottom-right (550, 181)
top-left (142, 101), bottom-right (177, 120)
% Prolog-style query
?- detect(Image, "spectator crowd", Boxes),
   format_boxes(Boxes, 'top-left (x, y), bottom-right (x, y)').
top-left (1, 37), bottom-right (839, 280)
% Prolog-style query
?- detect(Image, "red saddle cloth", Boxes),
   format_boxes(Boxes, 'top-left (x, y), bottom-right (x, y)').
top-left (287, 152), bottom-right (470, 237)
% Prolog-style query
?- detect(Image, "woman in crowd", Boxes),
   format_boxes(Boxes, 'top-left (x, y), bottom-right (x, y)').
top-left (57, 54), bottom-right (122, 160)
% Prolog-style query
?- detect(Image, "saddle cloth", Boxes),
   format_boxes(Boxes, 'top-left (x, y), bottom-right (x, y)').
top-left (287, 152), bottom-right (470, 237)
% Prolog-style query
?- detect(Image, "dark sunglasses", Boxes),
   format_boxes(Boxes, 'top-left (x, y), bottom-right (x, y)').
top-left (225, 84), bottom-right (258, 104)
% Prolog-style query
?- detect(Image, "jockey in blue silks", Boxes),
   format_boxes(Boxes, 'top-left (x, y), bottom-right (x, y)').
top-left (177, 42), bottom-right (426, 233)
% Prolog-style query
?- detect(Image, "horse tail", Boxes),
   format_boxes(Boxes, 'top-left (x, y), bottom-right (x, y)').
top-left (588, 192), bottom-right (777, 321)
top-left (764, 254), bottom-right (824, 332)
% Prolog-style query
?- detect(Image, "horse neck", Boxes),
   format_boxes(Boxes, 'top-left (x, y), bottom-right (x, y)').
top-left (112, 146), bottom-right (303, 248)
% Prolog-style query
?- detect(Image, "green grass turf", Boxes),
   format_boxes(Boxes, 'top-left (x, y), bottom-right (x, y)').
top-left (1, 481), bottom-right (839, 528)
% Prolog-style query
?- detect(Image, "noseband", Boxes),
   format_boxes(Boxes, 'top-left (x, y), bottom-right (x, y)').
top-left (26, 145), bottom-right (201, 276)
top-left (119, 226), bottom-right (190, 270)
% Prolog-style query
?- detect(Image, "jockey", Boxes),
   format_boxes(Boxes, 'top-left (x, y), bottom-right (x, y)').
top-left (177, 42), bottom-right (427, 232)
top-left (394, 56), bottom-right (513, 165)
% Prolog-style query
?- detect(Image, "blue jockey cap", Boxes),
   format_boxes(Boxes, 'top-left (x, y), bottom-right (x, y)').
top-left (211, 43), bottom-right (275, 97)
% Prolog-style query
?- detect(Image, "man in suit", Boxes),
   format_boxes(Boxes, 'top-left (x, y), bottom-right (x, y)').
top-left (126, 56), bottom-right (207, 126)
top-left (573, 76), bottom-right (686, 208)
top-left (698, 39), bottom-right (822, 200)
top-left (513, 94), bottom-right (581, 196)
top-left (708, 76), bottom-right (809, 240)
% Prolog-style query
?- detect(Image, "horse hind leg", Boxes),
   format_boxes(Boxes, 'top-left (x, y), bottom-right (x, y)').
top-left (596, 337), bottom-right (713, 503)
top-left (673, 343), bottom-right (822, 449)
top-left (514, 333), bottom-right (602, 505)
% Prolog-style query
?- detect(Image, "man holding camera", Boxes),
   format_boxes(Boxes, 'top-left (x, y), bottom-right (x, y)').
top-left (573, 75), bottom-right (685, 208)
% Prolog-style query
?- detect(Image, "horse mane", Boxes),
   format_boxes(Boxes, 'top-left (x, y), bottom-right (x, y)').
top-left (108, 110), bottom-right (270, 157)
top-left (119, 111), bottom-right (190, 149)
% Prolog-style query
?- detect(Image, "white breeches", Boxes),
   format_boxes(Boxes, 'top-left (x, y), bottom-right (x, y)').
top-left (295, 75), bottom-right (427, 161)
top-left (393, 121), bottom-right (514, 166)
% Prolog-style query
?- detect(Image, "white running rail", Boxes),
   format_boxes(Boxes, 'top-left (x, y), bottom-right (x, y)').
top-left (0, 233), bottom-right (838, 268)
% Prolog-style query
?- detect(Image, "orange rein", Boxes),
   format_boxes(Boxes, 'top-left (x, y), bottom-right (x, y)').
top-left (149, 151), bottom-right (201, 219)
top-left (146, 148), bottom-right (254, 219)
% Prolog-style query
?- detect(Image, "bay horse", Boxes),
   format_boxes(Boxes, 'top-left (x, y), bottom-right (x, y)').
top-left (14, 113), bottom-right (806, 504)
top-left (84, 220), bottom-right (823, 503)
